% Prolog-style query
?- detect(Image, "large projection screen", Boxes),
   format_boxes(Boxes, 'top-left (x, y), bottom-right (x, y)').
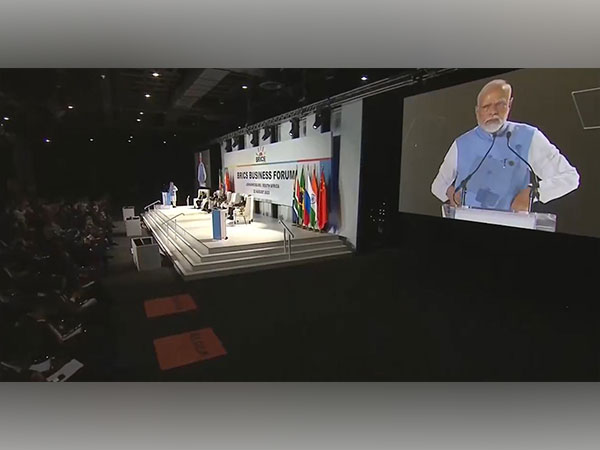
top-left (399, 69), bottom-right (600, 238)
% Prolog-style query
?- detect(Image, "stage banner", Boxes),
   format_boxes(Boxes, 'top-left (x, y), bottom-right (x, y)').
top-left (223, 134), bottom-right (332, 206)
top-left (234, 163), bottom-right (298, 206)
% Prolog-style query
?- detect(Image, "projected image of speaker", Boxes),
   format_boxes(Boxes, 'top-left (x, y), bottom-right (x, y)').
top-left (398, 68), bottom-right (600, 238)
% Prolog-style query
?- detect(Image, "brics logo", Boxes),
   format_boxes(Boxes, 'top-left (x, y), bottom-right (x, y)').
top-left (255, 147), bottom-right (266, 163)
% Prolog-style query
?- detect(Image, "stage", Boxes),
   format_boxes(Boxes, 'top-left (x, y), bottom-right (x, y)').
top-left (141, 206), bottom-right (352, 280)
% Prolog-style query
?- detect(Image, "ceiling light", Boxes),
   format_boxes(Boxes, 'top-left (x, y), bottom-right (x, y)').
top-left (241, 85), bottom-right (248, 90)
top-left (289, 118), bottom-right (300, 138)
top-left (44, 138), bottom-right (51, 143)
top-left (139, 111), bottom-right (144, 115)
top-left (262, 127), bottom-right (272, 141)
top-left (361, 76), bottom-right (368, 81)
top-left (152, 72), bottom-right (160, 77)
top-left (163, 140), bottom-right (167, 144)
top-left (3, 117), bottom-right (9, 121)
top-left (145, 93), bottom-right (151, 98)
top-left (100, 74), bottom-right (106, 79)
top-left (313, 113), bottom-right (322, 129)
top-left (250, 130), bottom-right (260, 147)
top-left (89, 138), bottom-right (94, 142)
top-left (129, 135), bottom-right (133, 139)
top-left (136, 118), bottom-right (141, 122)
top-left (67, 105), bottom-right (74, 109)
top-left (173, 133), bottom-right (176, 137)
top-left (128, 140), bottom-right (131, 143)
top-left (313, 107), bottom-right (331, 132)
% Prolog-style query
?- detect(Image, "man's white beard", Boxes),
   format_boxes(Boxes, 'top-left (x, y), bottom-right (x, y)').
top-left (480, 118), bottom-right (504, 134)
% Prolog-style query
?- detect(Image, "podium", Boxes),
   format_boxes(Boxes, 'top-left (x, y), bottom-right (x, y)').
top-left (442, 205), bottom-right (556, 232)
top-left (212, 209), bottom-right (227, 240)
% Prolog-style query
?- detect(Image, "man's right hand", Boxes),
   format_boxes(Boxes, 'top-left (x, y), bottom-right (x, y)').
top-left (446, 185), bottom-right (462, 207)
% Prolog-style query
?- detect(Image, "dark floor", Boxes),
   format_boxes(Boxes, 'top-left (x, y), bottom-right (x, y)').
top-left (78, 220), bottom-right (599, 381)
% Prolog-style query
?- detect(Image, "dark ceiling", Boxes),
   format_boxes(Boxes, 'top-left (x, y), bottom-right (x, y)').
top-left (0, 68), bottom-right (414, 145)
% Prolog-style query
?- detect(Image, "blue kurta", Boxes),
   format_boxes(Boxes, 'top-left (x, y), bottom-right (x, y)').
top-left (455, 121), bottom-right (535, 211)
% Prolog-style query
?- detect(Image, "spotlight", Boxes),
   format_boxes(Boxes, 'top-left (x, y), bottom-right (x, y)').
top-left (250, 130), bottom-right (259, 147)
top-left (100, 74), bottom-right (106, 79)
top-left (139, 111), bottom-right (144, 115)
top-left (44, 138), bottom-right (51, 143)
top-left (89, 138), bottom-right (94, 142)
top-left (136, 118), bottom-right (141, 122)
top-left (163, 140), bottom-right (167, 144)
top-left (67, 105), bottom-right (74, 109)
top-left (173, 133), bottom-right (176, 137)
top-left (289, 118), bottom-right (300, 138)
top-left (152, 72), bottom-right (160, 77)
top-left (262, 126), bottom-right (272, 141)
top-left (129, 135), bottom-right (133, 139)
top-left (145, 93), bottom-right (151, 98)
top-left (313, 107), bottom-right (331, 133)
top-left (361, 75), bottom-right (368, 81)
top-left (232, 135), bottom-right (245, 150)
top-left (128, 139), bottom-right (131, 143)
top-left (2, 117), bottom-right (8, 121)
top-left (313, 112), bottom-right (322, 129)
top-left (242, 85), bottom-right (248, 90)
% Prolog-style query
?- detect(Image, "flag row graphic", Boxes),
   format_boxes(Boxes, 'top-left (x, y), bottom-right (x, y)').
top-left (219, 169), bottom-right (232, 193)
top-left (292, 164), bottom-right (328, 231)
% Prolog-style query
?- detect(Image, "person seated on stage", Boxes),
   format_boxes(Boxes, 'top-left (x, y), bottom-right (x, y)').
top-left (226, 194), bottom-right (245, 220)
top-left (194, 192), bottom-right (205, 209)
top-left (212, 191), bottom-right (227, 209)
top-left (200, 195), bottom-right (210, 212)
top-left (194, 192), bottom-right (210, 211)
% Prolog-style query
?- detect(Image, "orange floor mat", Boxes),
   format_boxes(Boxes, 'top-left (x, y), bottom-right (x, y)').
top-left (153, 328), bottom-right (227, 371)
top-left (144, 294), bottom-right (197, 318)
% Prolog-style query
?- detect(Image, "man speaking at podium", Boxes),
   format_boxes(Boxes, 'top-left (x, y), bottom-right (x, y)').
top-left (431, 79), bottom-right (580, 212)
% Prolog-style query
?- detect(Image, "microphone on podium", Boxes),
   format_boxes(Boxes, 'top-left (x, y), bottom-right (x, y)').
top-left (506, 131), bottom-right (541, 209)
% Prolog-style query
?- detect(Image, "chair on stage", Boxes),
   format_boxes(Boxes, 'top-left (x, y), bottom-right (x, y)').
top-left (234, 195), bottom-right (254, 224)
top-left (194, 189), bottom-right (210, 209)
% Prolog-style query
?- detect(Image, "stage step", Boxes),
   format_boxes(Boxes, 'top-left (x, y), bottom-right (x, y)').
top-left (145, 211), bottom-right (349, 270)
top-left (141, 209), bottom-right (352, 280)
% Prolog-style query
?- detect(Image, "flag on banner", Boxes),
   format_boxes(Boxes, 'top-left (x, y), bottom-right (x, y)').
top-left (292, 166), bottom-right (299, 224)
top-left (300, 167), bottom-right (308, 226)
top-left (225, 170), bottom-right (231, 193)
top-left (295, 167), bottom-right (302, 222)
top-left (310, 165), bottom-right (319, 229)
top-left (318, 167), bottom-right (328, 231)
top-left (306, 167), bottom-right (315, 229)
top-left (303, 167), bottom-right (311, 227)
